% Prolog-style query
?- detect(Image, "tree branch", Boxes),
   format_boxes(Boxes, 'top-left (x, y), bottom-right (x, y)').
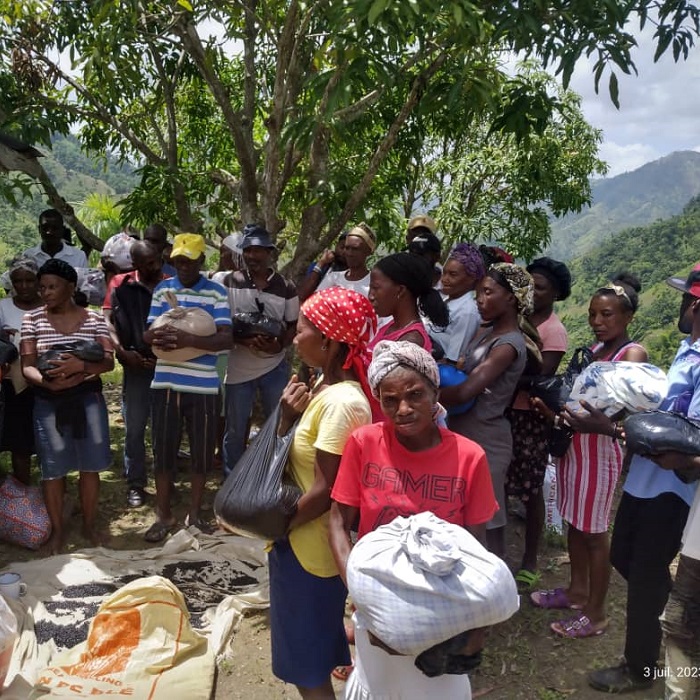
top-left (175, 16), bottom-right (260, 223)
top-left (327, 51), bottom-right (449, 240)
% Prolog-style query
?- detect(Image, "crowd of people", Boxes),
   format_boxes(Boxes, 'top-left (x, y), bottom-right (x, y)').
top-left (0, 208), bottom-right (699, 699)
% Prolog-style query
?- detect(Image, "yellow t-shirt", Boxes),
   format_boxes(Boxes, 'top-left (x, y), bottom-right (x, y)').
top-left (287, 380), bottom-right (371, 577)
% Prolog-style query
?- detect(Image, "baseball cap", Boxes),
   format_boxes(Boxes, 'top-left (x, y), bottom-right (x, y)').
top-left (171, 233), bottom-right (206, 260)
top-left (666, 263), bottom-right (700, 298)
top-left (408, 214), bottom-right (437, 234)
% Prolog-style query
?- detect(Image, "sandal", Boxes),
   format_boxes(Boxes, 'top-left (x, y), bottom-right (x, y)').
top-left (514, 569), bottom-right (541, 591)
top-left (332, 665), bottom-right (354, 682)
top-left (551, 613), bottom-right (608, 639)
top-left (530, 587), bottom-right (583, 610)
top-left (184, 514), bottom-right (216, 535)
top-left (144, 520), bottom-right (175, 543)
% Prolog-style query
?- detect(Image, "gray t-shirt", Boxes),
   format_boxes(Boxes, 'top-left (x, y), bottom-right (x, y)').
top-left (449, 328), bottom-right (526, 447)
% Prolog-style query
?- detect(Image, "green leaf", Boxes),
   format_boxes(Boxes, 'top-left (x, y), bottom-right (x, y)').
top-left (609, 71), bottom-right (620, 110)
top-left (177, 0), bottom-right (193, 11)
top-left (368, 0), bottom-right (388, 26)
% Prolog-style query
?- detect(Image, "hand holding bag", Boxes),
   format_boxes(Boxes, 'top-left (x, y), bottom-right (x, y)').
top-left (214, 405), bottom-right (302, 539)
top-left (529, 346), bottom-right (594, 413)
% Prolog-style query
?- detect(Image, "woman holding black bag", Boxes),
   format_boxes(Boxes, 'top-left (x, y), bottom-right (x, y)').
top-left (20, 259), bottom-right (114, 554)
top-left (506, 257), bottom-right (571, 590)
top-left (531, 273), bottom-right (647, 639)
top-left (269, 287), bottom-right (376, 700)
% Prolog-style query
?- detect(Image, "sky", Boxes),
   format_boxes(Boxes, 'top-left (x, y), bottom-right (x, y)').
top-left (568, 26), bottom-right (700, 177)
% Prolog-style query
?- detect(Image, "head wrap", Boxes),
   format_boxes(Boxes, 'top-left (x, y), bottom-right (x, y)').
top-left (489, 263), bottom-right (534, 315)
top-left (527, 257), bottom-right (572, 301)
top-left (301, 287), bottom-right (378, 398)
top-left (101, 232), bottom-right (135, 272)
top-left (346, 223), bottom-right (377, 253)
top-left (479, 245), bottom-right (514, 267)
top-left (9, 256), bottom-right (39, 277)
top-left (368, 340), bottom-right (439, 398)
top-left (37, 258), bottom-right (78, 285)
top-left (375, 253), bottom-right (433, 298)
top-left (448, 243), bottom-right (486, 281)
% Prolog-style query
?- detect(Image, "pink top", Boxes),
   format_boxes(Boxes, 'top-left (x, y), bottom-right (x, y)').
top-left (367, 320), bottom-right (432, 354)
top-left (512, 311), bottom-right (568, 410)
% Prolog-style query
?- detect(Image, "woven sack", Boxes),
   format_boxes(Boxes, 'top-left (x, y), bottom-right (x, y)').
top-left (151, 290), bottom-right (217, 362)
top-left (0, 475), bottom-right (51, 550)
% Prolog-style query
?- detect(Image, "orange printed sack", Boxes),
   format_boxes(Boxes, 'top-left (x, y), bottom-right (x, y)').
top-left (34, 576), bottom-right (214, 698)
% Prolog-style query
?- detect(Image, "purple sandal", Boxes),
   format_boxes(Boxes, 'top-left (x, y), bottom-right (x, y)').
top-left (530, 587), bottom-right (583, 610)
top-left (551, 613), bottom-right (608, 639)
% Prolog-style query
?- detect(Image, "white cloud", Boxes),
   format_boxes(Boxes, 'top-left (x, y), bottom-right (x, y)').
top-left (598, 142), bottom-right (661, 176)
top-left (569, 25), bottom-right (700, 176)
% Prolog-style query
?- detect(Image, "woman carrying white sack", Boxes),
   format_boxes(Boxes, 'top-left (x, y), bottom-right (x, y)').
top-left (342, 512), bottom-right (519, 700)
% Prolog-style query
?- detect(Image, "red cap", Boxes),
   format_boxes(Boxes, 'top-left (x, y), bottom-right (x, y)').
top-left (667, 263), bottom-right (700, 298)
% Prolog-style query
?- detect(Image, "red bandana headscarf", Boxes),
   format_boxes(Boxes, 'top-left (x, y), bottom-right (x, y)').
top-left (301, 287), bottom-right (378, 399)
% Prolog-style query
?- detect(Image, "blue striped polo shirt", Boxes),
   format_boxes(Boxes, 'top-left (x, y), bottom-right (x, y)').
top-left (147, 275), bottom-right (231, 394)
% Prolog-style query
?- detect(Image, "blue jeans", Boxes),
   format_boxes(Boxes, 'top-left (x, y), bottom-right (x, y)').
top-left (122, 366), bottom-right (155, 489)
top-left (223, 360), bottom-right (289, 476)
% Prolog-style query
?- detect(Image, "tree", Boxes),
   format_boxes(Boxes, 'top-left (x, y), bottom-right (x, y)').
top-left (1, 0), bottom-right (698, 275)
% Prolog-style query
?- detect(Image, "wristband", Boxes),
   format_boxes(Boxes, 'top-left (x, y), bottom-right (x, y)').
top-left (312, 264), bottom-right (324, 275)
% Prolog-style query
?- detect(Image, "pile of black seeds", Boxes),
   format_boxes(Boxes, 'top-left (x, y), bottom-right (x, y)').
top-left (32, 558), bottom-right (263, 649)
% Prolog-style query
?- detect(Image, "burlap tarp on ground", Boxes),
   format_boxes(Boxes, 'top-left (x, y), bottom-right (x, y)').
top-left (0, 529), bottom-right (269, 698)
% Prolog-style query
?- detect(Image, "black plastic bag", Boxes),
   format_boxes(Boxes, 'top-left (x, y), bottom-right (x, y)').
top-left (214, 405), bottom-right (302, 539)
top-left (414, 629), bottom-right (482, 677)
top-left (530, 347), bottom-right (594, 413)
top-left (37, 341), bottom-right (105, 380)
top-left (231, 298), bottom-right (285, 340)
top-left (624, 410), bottom-right (700, 483)
top-left (0, 336), bottom-right (18, 366)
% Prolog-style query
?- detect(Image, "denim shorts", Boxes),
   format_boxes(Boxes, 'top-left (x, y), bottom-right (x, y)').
top-left (34, 391), bottom-right (112, 480)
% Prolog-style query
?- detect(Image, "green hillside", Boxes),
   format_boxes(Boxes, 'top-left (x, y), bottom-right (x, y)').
top-left (547, 150), bottom-right (700, 261)
top-left (557, 194), bottom-right (700, 369)
top-left (0, 134), bottom-right (138, 265)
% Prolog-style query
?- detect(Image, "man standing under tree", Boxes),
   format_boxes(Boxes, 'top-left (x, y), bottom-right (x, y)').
top-left (103, 241), bottom-right (169, 508)
top-left (23, 209), bottom-right (88, 269)
top-left (143, 234), bottom-right (232, 542)
top-left (222, 225), bottom-right (298, 477)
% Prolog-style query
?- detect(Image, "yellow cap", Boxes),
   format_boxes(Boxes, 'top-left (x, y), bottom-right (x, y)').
top-left (171, 233), bottom-right (206, 260)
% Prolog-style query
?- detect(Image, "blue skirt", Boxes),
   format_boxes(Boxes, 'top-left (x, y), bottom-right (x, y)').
top-left (269, 538), bottom-right (351, 688)
top-left (34, 391), bottom-right (111, 480)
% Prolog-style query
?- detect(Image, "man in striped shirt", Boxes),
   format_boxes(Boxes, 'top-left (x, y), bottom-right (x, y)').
top-left (143, 233), bottom-right (232, 542)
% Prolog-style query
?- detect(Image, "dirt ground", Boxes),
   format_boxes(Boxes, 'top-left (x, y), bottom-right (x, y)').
top-left (0, 382), bottom-right (669, 700)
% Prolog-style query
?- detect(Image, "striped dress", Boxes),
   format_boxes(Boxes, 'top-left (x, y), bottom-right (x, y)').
top-left (557, 342), bottom-right (644, 533)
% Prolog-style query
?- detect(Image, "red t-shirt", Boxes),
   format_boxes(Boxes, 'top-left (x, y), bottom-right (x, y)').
top-left (332, 422), bottom-right (498, 538)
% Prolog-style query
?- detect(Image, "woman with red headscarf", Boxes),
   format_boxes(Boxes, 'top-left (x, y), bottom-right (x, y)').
top-left (269, 286), bottom-right (377, 700)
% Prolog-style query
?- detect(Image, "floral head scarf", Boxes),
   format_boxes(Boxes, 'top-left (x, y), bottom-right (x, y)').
top-left (489, 263), bottom-right (534, 315)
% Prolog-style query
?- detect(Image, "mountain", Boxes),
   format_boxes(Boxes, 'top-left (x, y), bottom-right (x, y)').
top-left (556, 194), bottom-right (700, 368)
top-left (0, 134), bottom-right (138, 265)
top-left (546, 150), bottom-right (700, 260)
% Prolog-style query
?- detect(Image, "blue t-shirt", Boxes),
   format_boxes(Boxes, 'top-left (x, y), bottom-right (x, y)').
top-left (624, 337), bottom-right (700, 505)
top-left (147, 274), bottom-right (231, 394)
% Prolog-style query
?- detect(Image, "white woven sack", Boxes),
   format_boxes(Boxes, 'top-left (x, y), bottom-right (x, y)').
top-left (347, 512), bottom-right (519, 655)
top-left (566, 361), bottom-right (667, 417)
top-left (151, 291), bottom-right (217, 362)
